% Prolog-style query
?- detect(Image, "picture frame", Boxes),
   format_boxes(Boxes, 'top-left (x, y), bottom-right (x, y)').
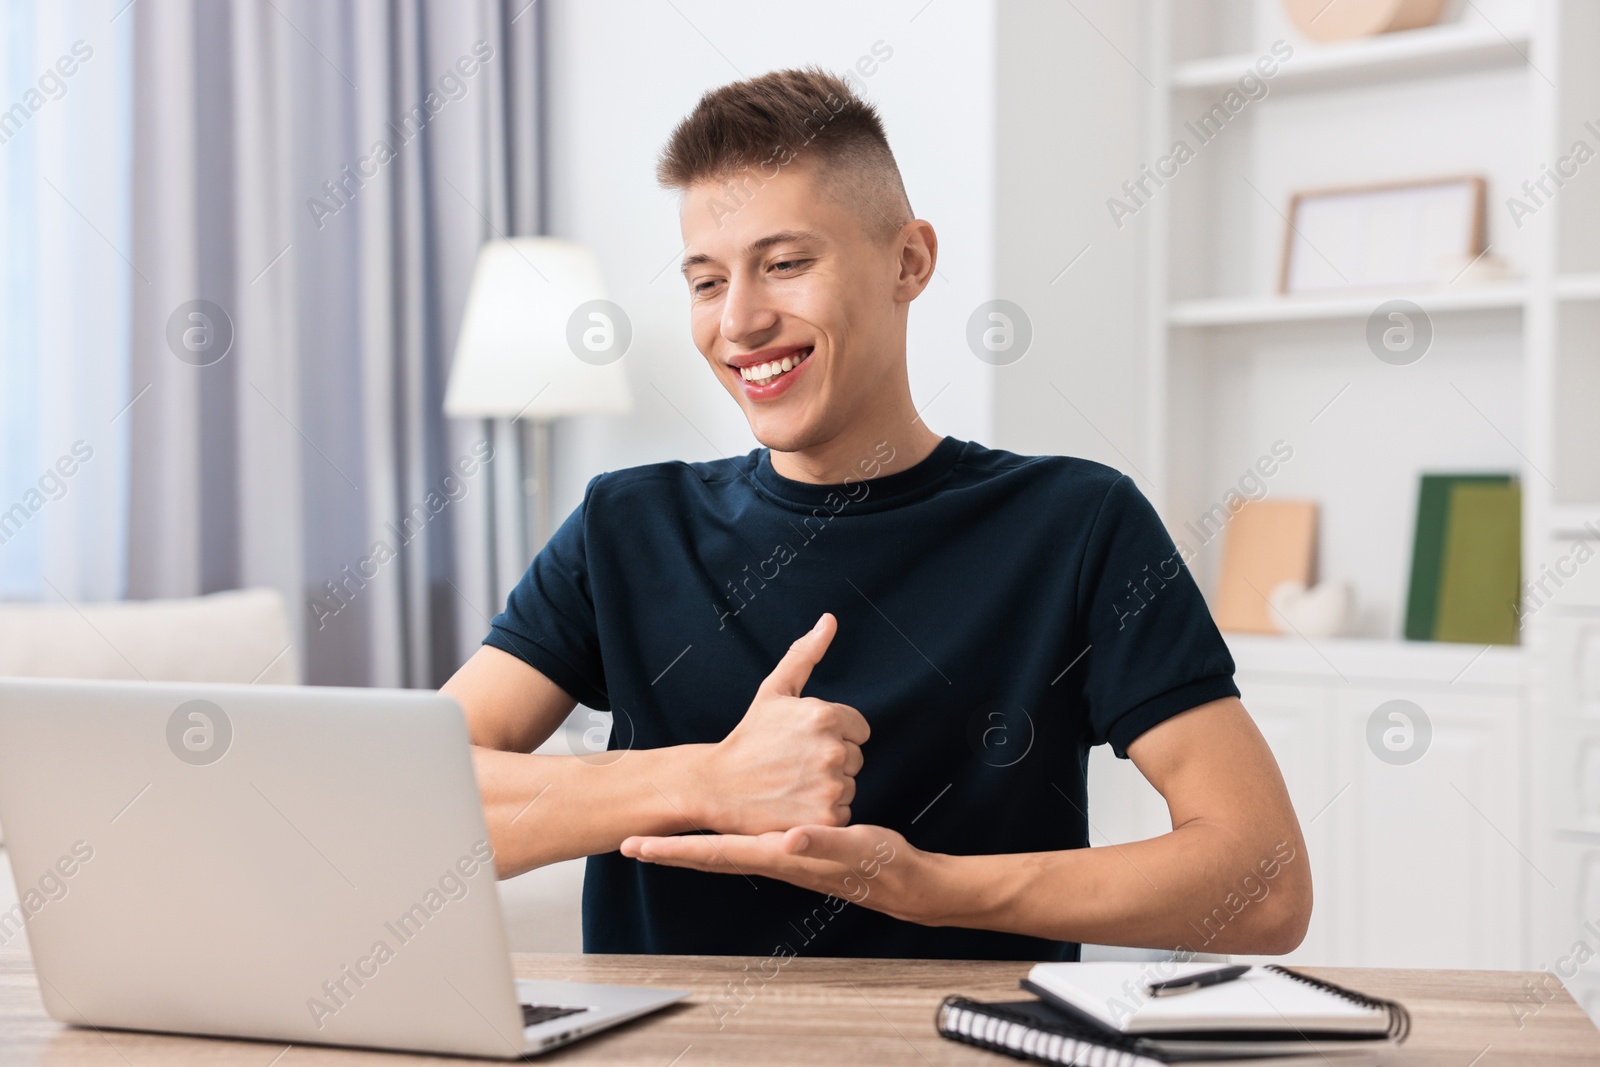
top-left (1279, 175), bottom-right (1486, 295)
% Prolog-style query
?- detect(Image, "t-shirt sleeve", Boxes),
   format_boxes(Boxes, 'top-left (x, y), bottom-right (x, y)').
top-left (482, 473), bottom-right (610, 710)
top-left (1070, 473), bottom-right (1239, 758)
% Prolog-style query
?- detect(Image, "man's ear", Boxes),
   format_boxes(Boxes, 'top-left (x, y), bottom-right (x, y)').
top-left (895, 219), bottom-right (937, 302)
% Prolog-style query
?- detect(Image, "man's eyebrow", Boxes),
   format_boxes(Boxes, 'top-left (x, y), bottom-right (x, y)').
top-left (679, 230), bottom-right (827, 276)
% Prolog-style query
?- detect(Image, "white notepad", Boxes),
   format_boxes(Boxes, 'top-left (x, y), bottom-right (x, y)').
top-left (1024, 962), bottom-right (1396, 1036)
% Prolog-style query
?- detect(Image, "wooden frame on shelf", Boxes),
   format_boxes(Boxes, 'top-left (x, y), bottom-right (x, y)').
top-left (1278, 174), bottom-right (1487, 295)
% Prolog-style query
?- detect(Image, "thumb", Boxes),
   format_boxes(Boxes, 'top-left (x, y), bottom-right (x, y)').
top-left (782, 824), bottom-right (878, 864)
top-left (758, 613), bottom-right (836, 699)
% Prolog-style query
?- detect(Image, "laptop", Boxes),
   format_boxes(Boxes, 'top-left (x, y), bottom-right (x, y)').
top-left (0, 677), bottom-right (687, 1058)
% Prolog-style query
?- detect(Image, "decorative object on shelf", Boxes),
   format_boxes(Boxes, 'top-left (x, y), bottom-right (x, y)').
top-left (1279, 175), bottom-right (1486, 294)
top-left (1214, 500), bottom-right (1319, 634)
top-left (1436, 482), bottom-right (1523, 645)
top-left (1281, 0), bottom-right (1448, 43)
top-left (1268, 579), bottom-right (1352, 638)
top-left (1404, 473), bottom-right (1521, 644)
top-left (1435, 249), bottom-right (1515, 287)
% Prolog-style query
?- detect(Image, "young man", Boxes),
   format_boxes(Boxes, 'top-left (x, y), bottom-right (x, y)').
top-left (442, 68), bottom-right (1311, 961)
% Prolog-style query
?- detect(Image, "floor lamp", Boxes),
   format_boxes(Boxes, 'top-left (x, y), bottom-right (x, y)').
top-left (443, 238), bottom-right (632, 566)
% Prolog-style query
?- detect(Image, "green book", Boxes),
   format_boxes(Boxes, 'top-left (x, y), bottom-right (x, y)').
top-left (1404, 474), bottom-right (1513, 641)
top-left (1435, 481), bottom-right (1522, 645)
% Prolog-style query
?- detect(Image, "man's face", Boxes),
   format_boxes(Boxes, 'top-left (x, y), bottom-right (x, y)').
top-left (679, 160), bottom-right (905, 454)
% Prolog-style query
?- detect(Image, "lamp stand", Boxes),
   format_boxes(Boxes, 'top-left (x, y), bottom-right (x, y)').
top-left (520, 418), bottom-right (553, 560)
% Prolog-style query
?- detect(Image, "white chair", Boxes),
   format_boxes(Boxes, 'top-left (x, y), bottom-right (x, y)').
top-left (0, 587), bottom-right (300, 952)
top-left (0, 587), bottom-right (299, 685)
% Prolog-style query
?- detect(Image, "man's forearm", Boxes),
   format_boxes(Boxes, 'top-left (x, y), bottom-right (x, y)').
top-left (617, 700), bottom-right (1314, 956)
top-left (472, 744), bottom-right (715, 878)
top-left (454, 619), bottom-right (869, 879)
top-left (919, 822), bottom-right (1311, 955)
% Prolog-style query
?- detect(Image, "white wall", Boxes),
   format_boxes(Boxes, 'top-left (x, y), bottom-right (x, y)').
top-left (542, 0), bottom-right (997, 515)
top-left (991, 0), bottom-right (1151, 472)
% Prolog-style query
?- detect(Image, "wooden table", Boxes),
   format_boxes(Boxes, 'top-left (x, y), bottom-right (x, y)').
top-left (3, 948), bottom-right (1598, 1064)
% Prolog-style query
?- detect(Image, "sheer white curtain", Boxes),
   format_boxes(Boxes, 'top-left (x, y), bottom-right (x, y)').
top-left (115, 0), bottom-right (543, 687)
top-left (0, 0), bottom-right (134, 603)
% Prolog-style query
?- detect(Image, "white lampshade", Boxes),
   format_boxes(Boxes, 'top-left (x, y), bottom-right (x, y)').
top-left (444, 238), bottom-right (633, 419)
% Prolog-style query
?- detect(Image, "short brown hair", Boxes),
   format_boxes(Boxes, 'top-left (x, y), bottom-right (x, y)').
top-left (657, 66), bottom-right (913, 241)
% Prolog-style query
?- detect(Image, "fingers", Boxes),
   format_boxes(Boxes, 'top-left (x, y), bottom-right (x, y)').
top-left (841, 740), bottom-right (864, 777)
top-left (621, 833), bottom-right (757, 867)
top-left (834, 703), bottom-right (871, 746)
top-left (757, 613), bottom-right (836, 699)
top-left (624, 832), bottom-right (842, 880)
top-left (830, 773), bottom-right (856, 821)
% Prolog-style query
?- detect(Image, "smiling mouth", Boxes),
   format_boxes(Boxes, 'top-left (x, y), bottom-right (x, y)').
top-left (738, 346), bottom-right (813, 387)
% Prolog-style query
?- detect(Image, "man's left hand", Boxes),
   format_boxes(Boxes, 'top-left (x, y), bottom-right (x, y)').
top-left (619, 824), bottom-right (936, 924)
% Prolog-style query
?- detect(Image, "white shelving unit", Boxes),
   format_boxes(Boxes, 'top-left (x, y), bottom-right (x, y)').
top-left (1167, 284), bottom-right (1527, 326)
top-left (1168, 270), bottom-right (1600, 327)
top-left (1169, 21), bottom-right (1531, 93)
top-left (1552, 505), bottom-right (1600, 537)
top-left (1224, 631), bottom-right (1525, 687)
top-left (1556, 273), bottom-right (1600, 301)
top-left (1088, 1), bottom-right (1600, 992)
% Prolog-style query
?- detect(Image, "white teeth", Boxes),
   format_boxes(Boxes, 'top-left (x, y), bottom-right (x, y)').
top-left (738, 349), bottom-right (809, 385)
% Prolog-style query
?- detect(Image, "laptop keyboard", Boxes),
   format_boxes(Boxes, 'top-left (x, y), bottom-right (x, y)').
top-left (522, 1003), bottom-right (589, 1028)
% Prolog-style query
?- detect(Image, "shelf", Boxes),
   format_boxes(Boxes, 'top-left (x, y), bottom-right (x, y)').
top-left (1552, 506), bottom-right (1600, 539)
top-left (1556, 273), bottom-right (1600, 301)
top-left (1170, 23), bottom-right (1531, 96)
top-left (1166, 276), bottom-right (1600, 326)
top-left (1225, 632), bottom-right (1524, 688)
top-left (1168, 285), bottom-right (1527, 327)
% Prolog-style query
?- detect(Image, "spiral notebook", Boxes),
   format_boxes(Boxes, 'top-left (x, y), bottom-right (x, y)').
top-left (935, 996), bottom-right (1383, 1066)
top-left (936, 963), bottom-right (1406, 1066)
top-left (1022, 962), bottom-right (1407, 1039)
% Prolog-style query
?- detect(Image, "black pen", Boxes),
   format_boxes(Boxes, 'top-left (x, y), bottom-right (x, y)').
top-left (1145, 964), bottom-right (1251, 997)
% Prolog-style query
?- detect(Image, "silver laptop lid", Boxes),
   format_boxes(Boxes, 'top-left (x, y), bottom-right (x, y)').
top-left (0, 678), bottom-right (531, 1059)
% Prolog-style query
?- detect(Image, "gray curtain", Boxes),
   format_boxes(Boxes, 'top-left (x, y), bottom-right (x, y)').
top-left (125, 0), bottom-right (542, 687)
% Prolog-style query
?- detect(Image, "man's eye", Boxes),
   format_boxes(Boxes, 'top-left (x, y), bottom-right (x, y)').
top-left (692, 279), bottom-right (720, 294)
top-left (772, 260), bottom-right (802, 272)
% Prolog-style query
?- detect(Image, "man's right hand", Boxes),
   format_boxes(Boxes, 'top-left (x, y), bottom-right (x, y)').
top-left (703, 613), bottom-right (870, 835)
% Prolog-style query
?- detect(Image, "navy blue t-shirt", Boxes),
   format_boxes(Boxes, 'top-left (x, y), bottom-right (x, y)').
top-left (483, 436), bottom-right (1238, 961)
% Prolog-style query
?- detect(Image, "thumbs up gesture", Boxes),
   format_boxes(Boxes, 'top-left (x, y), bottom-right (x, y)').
top-left (705, 613), bottom-right (871, 835)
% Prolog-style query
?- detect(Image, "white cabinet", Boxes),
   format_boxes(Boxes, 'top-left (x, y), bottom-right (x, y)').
top-left (1324, 686), bottom-right (1522, 969)
top-left (1545, 613), bottom-right (1600, 720)
top-left (1543, 712), bottom-right (1600, 836)
top-left (1528, 835), bottom-right (1600, 999)
top-left (1088, 638), bottom-right (1525, 968)
top-left (1236, 680), bottom-right (1337, 966)
top-left (1531, 601), bottom-right (1600, 990)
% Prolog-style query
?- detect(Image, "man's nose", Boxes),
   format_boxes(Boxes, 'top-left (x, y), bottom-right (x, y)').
top-left (721, 274), bottom-right (779, 344)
